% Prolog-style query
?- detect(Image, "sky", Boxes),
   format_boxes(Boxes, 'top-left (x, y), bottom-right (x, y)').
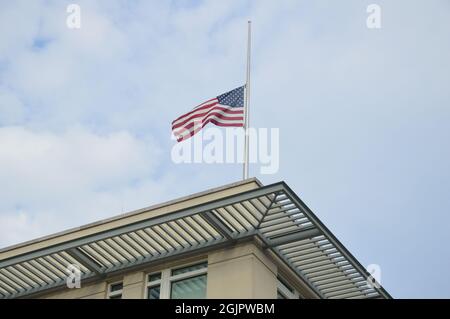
top-left (0, 0), bottom-right (449, 298)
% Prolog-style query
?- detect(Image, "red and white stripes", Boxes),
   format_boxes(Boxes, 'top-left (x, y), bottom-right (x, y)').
top-left (172, 98), bottom-right (244, 142)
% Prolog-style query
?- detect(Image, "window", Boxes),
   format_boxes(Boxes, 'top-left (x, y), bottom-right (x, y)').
top-left (147, 272), bottom-right (162, 300)
top-left (171, 274), bottom-right (207, 299)
top-left (277, 277), bottom-right (302, 299)
top-left (108, 281), bottom-right (123, 299)
top-left (146, 261), bottom-right (207, 299)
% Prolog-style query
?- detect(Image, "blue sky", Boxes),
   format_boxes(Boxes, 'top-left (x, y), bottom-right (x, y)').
top-left (1, 0), bottom-right (449, 298)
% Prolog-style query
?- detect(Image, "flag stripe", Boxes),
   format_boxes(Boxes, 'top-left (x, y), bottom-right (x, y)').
top-left (172, 99), bottom-right (219, 125)
top-left (173, 111), bottom-right (243, 137)
top-left (193, 98), bottom-right (217, 110)
top-left (172, 105), bottom-right (243, 130)
top-left (176, 119), bottom-right (243, 142)
top-left (174, 115), bottom-right (243, 139)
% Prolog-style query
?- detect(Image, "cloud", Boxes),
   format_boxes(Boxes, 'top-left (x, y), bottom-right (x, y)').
top-left (0, 125), bottom-right (166, 246)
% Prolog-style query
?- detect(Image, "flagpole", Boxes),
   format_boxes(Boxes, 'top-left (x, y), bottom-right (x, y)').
top-left (243, 20), bottom-right (251, 180)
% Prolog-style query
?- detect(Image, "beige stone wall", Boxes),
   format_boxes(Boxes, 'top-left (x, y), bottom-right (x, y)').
top-left (122, 272), bottom-right (145, 299)
top-left (207, 242), bottom-right (277, 299)
top-left (44, 281), bottom-right (107, 299)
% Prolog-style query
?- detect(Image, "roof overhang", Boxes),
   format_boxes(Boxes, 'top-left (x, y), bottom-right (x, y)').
top-left (0, 180), bottom-right (391, 299)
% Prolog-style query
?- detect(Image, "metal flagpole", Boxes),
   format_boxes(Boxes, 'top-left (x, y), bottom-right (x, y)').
top-left (243, 20), bottom-right (251, 180)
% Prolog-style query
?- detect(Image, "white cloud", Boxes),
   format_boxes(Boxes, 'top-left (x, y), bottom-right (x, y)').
top-left (0, 126), bottom-right (167, 246)
top-left (0, 126), bottom-right (159, 189)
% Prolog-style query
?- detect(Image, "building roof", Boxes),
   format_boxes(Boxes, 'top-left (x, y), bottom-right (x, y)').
top-left (0, 178), bottom-right (391, 299)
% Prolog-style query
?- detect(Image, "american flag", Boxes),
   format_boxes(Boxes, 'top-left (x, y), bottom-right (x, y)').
top-left (172, 86), bottom-right (245, 142)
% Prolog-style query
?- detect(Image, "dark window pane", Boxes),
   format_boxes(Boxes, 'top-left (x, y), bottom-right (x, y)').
top-left (148, 273), bottom-right (162, 282)
top-left (110, 282), bottom-right (123, 292)
top-left (171, 262), bottom-right (207, 276)
top-left (109, 294), bottom-right (122, 299)
top-left (171, 274), bottom-right (207, 299)
top-left (148, 285), bottom-right (161, 299)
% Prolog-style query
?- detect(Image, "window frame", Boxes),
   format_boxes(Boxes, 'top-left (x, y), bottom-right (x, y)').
top-left (107, 281), bottom-right (123, 299)
top-left (145, 261), bottom-right (208, 299)
top-left (277, 277), bottom-right (301, 299)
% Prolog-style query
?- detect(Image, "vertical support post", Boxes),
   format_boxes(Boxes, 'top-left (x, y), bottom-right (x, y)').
top-left (243, 20), bottom-right (252, 180)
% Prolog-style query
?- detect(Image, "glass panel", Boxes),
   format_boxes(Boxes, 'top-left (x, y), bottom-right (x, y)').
top-left (148, 272), bottom-right (162, 282)
top-left (148, 285), bottom-right (161, 299)
top-left (171, 262), bottom-right (207, 276)
top-left (109, 294), bottom-right (122, 299)
top-left (110, 282), bottom-right (123, 292)
top-left (171, 274), bottom-right (207, 299)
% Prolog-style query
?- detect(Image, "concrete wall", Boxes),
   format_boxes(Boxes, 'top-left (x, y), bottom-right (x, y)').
top-left (207, 242), bottom-right (277, 299)
top-left (122, 272), bottom-right (145, 299)
top-left (44, 281), bottom-right (107, 299)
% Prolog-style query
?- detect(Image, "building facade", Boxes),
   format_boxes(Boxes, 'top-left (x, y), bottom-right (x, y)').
top-left (0, 179), bottom-right (391, 299)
